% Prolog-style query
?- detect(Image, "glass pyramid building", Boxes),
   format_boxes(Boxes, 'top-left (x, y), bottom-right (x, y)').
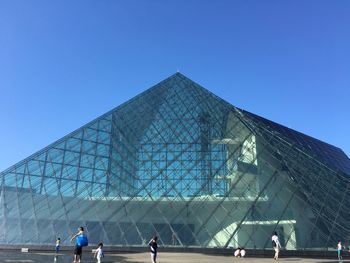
top-left (1, 73), bottom-right (350, 250)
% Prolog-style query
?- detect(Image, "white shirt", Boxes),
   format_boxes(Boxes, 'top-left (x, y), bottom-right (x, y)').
top-left (96, 247), bottom-right (103, 258)
top-left (272, 235), bottom-right (281, 248)
top-left (234, 249), bottom-right (240, 257)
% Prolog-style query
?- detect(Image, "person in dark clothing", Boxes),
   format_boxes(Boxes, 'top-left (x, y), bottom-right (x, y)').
top-left (148, 236), bottom-right (158, 263)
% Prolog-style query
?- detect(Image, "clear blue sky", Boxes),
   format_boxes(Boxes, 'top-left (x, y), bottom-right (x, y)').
top-left (0, 0), bottom-right (349, 171)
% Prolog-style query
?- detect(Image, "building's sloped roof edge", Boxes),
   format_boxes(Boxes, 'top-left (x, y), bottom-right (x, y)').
top-left (239, 108), bottom-right (350, 176)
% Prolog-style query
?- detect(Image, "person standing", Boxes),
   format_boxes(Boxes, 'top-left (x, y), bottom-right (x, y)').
top-left (55, 237), bottom-right (61, 253)
top-left (337, 240), bottom-right (342, 260)
top-left (94, 242), bottom-right (104, 263)
top-left (148, 236), bottom-right (158, 263)
top-left (272, 232), bottom-right (281, 260)
top-left (70, 227), bottom-right (85, 263)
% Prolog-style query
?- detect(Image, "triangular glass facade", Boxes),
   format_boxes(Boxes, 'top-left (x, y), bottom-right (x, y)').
top-left (1, 73), bottom-right (350, 250)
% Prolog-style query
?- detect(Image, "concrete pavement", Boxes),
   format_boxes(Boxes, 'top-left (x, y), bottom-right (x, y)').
top-left (0, 251), bottom-right (347, 263)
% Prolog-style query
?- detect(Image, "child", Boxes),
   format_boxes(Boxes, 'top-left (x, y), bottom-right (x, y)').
top-left (55, 237), bottom-right (60, 253)
top-left (338, 240), bottom-right (342, 260)
top-left (94, 242), bottom-right (104, 263)
top-left (234, 247), bottom-right (241, 257)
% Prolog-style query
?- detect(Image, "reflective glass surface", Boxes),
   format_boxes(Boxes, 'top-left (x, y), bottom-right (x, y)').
top-left (241, 111), bottom-right (350, 176)
top-left (1, 73), bottom-right (350, 250)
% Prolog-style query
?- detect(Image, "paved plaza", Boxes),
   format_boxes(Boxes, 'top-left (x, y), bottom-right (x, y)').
top-left (0, 251), bottom-right (347, 263)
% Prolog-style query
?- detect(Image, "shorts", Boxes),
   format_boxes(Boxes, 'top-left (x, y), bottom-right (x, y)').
top-left (74, 246), bottom-right (82, 255)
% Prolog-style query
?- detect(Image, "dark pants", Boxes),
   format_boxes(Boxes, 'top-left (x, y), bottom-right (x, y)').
top-left (74, 246), bottom-right (82, 255)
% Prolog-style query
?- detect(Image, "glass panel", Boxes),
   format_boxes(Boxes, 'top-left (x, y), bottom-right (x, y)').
top-left (1, 73), bottom-right (349, 250)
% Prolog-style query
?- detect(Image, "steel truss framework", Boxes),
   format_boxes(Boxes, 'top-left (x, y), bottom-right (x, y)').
top-left (1, 73), bottom-right (350, 250)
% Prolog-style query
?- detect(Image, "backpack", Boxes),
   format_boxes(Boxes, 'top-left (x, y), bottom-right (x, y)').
top-left (76, 235), bottom-right (89, 247)
top-left (272, 240), bottom-right (276, 247)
